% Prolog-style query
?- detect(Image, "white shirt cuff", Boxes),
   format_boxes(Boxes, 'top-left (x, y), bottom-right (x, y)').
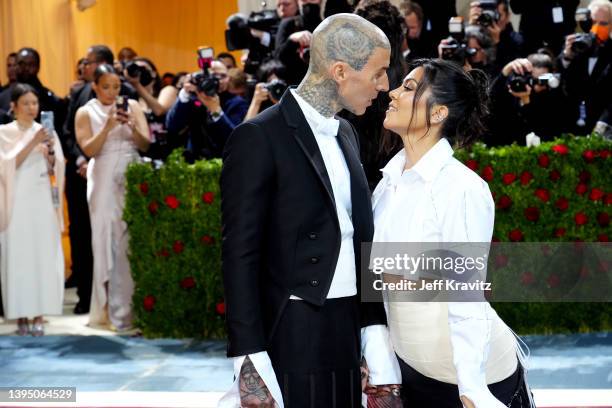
top-left (76, 155), bottom-right (87, 167)
top-left (261, 32), bottom-right (271, 47)
top-left (361, 324), bottom-right (401, 385)
top-left (178, 88), bottom-right (191, 103)
top-left (211, 111), bottom-right (224, 122)
top-left (217, 351), bottom-right (284, 408)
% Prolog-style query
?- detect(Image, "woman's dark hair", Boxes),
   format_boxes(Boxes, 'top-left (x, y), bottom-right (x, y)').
top-left (93, 63), bottom-right (118, 84)
top-left (256, 59), bottom-right (287, 82)
top-left (11, 83), bottom-right (38, 103)
top-left (133, 57), bottom-right (163, 97)
top-left (384, 58), bottom-right (490, 153)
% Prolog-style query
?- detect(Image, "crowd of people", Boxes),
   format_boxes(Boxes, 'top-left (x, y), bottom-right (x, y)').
top-left (0, 0), bottom-right (610, 338)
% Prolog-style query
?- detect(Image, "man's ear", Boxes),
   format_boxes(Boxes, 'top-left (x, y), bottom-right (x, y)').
top-left (330, 61), bottom-right (349, 83)
top-left (431, 104), bottom-right (449, 124)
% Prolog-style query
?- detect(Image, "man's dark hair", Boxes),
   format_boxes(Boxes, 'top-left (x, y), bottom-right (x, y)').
top-left (7, 52), bottom-right (17, 60)
top-left (17, 48), bottom-right (40, 67)
top-left (528, 53), bottom-right (554, 72)
top-left (257, 59), bottom-right (287, 82)
top-left (89, 45), bottom-right (114, 64)
top-left (217, 52), bottom-right (237, 67)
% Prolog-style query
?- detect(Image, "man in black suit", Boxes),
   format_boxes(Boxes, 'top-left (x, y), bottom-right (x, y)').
top-left (221, 13), bottom-right (400, 408)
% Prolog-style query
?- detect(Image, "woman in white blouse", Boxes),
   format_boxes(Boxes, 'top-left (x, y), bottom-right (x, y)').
top-left (373, 59), bottom-right (534, 407)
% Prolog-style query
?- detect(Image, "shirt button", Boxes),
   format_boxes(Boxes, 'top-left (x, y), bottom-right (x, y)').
top-left (308, 232), bottom-right (317, 240)
top-left (310, 257), bottom-right (319, 264)
top-left (310, 279), bottom-right (319, 287)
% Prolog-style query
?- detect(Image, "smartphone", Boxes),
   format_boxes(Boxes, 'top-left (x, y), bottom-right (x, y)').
top-left (116, 95), bottom-right (128, 112)
top-left (41, 111), bottom-right (55, 132)
top-left (197, 46), bottom-right (214, 71)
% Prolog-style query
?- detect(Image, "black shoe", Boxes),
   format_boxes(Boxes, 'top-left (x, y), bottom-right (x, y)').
top-left (74, 303), bottom-right (90, 315)
top-left (65, 276), bottom-right (77, 289)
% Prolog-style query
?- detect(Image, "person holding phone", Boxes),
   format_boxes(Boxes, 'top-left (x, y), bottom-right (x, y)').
top-left (74, 64), bottom-right (149, 331)
top-left (0, 83), bottom-right (65, 337)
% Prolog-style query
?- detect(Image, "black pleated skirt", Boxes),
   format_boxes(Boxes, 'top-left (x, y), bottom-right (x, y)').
top-left (268, 296), bottom-right (362, 408)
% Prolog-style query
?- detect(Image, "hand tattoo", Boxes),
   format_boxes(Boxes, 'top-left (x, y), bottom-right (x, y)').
top-left (239, 356), bottom-right (274, 407)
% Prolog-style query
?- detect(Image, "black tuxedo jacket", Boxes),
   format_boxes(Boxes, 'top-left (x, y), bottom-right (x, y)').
top-left (221, 90), bottom-right (386, 357)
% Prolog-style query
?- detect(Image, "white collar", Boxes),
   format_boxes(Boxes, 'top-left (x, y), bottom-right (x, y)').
top-left (291, 89), bottom-right (340, 138)
top-left (380, 138), bottom-right (454, 185)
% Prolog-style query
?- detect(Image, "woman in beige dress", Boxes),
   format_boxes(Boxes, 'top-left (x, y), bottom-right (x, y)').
top-left (75, 64), bottom-right (150, 331)
top-left (0, 83), bottom-right (65, 336)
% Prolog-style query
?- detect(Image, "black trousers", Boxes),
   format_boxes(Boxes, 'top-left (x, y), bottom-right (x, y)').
top-left (268, 296), bottom-right (362, 408)
top-left (64, 165), bottom-right (93, 308)
top-left (398, 356), bottom-right (534, 408)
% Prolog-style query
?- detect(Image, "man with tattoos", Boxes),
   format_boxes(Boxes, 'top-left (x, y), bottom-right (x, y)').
top-left (219, 13), bottom-right (401, 408)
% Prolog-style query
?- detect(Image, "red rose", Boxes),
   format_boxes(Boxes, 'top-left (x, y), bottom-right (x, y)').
top-left (554, 228), bottom-right (566, 238)
top-left (139, 182), bottom-right (149, 195)
top-left (597, 212), bottom-right (610, 227)
top-left (551, 144), bottom-right (569, 155)
top-left (164, 195), bottom-right (180, 209)
top-left (466, 159), bottom-right (479, 171)
top-left (537, 154), bottom-right (550, 168)
top-left (520, 171), bottom-right (533, 186)
top-left (534, 188), bottom-right (550, 203)
top-left (600, 149), bottom-right (611, 159)
top-left (599, 234), bottom-right (609, 242)
top-left (578, 170), bottom-right (591, 183)
top-left (589, 188), bottom-right (604, 201)
top-left (555, 197), bottom-right (569, 211)
top-left (156, 248), bottom-right (170, 258)
top-left (582, 150), bottom-right (596, 163)
top-left (201, 235), bottom-right (215, 245)
top-left (576, 183), bottom-right (588, 195)
top-left (481, 165), bottom-right (494, 182)
top-left (216, 302), bottom-right (226, 315)
top-left (509, 229), bottom-right (523, 242)
top-left (497, 195), bottom-right (512, 210)
top-left (495, 254), bottom-right (509, 268)
top-left (606, 193), bottom-right (612, 205)
top-left (524, 207), bottom-right (540, 222)
top-left (547, 274), bottom-right (560, 288)
top-left (148, 201), bottom-right (159, 215)
top-left (521, 272), bottom-right (535, 286)
top-left (549, 169), bottom-right (561, 181)
top-left (180, 277), bottom-right (196, 290)
top-left (172, 240), bottom-right (184, 254)
top-left (574, 212), bottom-right (588, 226)
top-left (143, 295), bottom-right (156, 312)
top-left (202, 192), bottom-right (215, 204)
top-left (502, 173), bottom-right (517, 185)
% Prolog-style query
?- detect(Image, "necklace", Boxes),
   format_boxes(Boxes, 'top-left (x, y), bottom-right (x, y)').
top-left (15, 121), bottom-right (33, 132)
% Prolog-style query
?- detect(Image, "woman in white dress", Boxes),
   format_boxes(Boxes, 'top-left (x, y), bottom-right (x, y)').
top-left (0, 84), bottom-right (65, 336)
top-left (75, 64), bottom-right (150, 331)
top-left (373, 59), bottom-right (534, 407)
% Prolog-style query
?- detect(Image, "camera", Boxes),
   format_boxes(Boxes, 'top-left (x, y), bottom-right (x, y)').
top-left (190, 47), bottom-right (219, 97)
top-left (572, 8), bottom-right (595, 55)
top-left (476, 0), bottom-right (499, 27)
top-left (507, 73), bottom-right (560, 93)
top-left (125, 61), bottom-right (154, 87)
top-left (264, 79), bottom-right (288, 101)
top-left (116, 95), bottom-right (128, 112)
top-left (442, 17), bottom-right (478, 65)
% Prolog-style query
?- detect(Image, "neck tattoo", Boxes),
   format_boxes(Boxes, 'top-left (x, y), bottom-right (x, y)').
top-left (296, 73), bottom-right (341, 118)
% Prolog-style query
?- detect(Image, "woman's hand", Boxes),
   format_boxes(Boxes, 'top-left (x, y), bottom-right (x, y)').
top-left (252, 83), bottom-right (270, 105)
top-left (33, 127), bottom-right (50, 145)
top-left (104, 106), bottom-right (120, 131)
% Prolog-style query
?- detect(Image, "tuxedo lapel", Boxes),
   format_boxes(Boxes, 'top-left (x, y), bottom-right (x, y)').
top-left (280, 91), bottom-right (337, 215)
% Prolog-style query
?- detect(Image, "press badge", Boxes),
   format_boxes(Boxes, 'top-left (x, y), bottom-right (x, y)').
top-left (552, 7), bottom-right (564, 23)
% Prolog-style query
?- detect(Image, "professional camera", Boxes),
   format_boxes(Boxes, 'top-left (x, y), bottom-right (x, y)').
top-left (264, 79), bottom-right (288, 101)
top-left (190, 47), bottom-right (219, 97)
top-left (225, 7), bottom-right (280, 75)
top-left (441, 17), bottom-right (477, 65)
top-left (507, 73), bottom-right (560, 92)
top-left (572, 8), bottom-right (595, 55)
top-left (125, 61), bottom-right (153, 86)
top-left (476, 0), bottom-right (499, 27)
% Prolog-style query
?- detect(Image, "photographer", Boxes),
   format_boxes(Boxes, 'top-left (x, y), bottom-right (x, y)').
top-left (274, 0), bottom-right (323, 85)
top-left (249, 0), bottom-right (299, 51)
top-left (165, 60), bottom-right (248, 161)
top-left (487, 53), bottom-right (572, 146)
top-left (244, 59), bottom-right (288, 121)
top-left (399, 1), bottom-right (437, 61)
top-left (559, 0), bottom-right (612, 134)
top-left (439, 25), bottom-right (497, 76)
top-left (469, 0), bottom-right (524, 72)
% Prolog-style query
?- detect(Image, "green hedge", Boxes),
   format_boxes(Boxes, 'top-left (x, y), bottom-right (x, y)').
top-left (125, 136), bottom-right (611, 338)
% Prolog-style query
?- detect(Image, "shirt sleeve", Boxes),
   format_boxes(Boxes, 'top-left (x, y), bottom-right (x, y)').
top-left (217, 351), bottom-right (284, 408)
top-left (361, 324), bottom-right (401, 385)
top-left (443, 180), bottom-right (505, 407)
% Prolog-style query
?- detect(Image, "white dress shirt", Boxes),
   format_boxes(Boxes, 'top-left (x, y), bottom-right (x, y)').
top-left (372, 138), bottom-right (518, 408)
top-left (218, 91), bottom-right (400, 408)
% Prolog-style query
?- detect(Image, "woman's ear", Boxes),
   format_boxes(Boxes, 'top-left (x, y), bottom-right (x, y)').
top-left (9, 102), bottom-right (15, 113)
top-left (431, 104), bottom-right (449, 124)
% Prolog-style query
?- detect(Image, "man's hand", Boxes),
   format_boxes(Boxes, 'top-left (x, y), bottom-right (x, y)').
top-left (289, 30), bottom-right (313, 48)
top-left (239, 356), bottom-right (275, 408)
top-left (197, 91), bottom-right (221, 114)
top-left (468, 1), bottom-right (482, 25)
top-left (502, 58), bottom-right (532, 77)
top-left (362, 358), bottom-right (401, 408)
top-left (563, 34), bottom-right (577, 61)
top-left (77, 161), bottom-right (88, 178)
top-left (461, 395), bottom-right (476, 408)
top-left (487, 21), bottom-right (502, 45)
